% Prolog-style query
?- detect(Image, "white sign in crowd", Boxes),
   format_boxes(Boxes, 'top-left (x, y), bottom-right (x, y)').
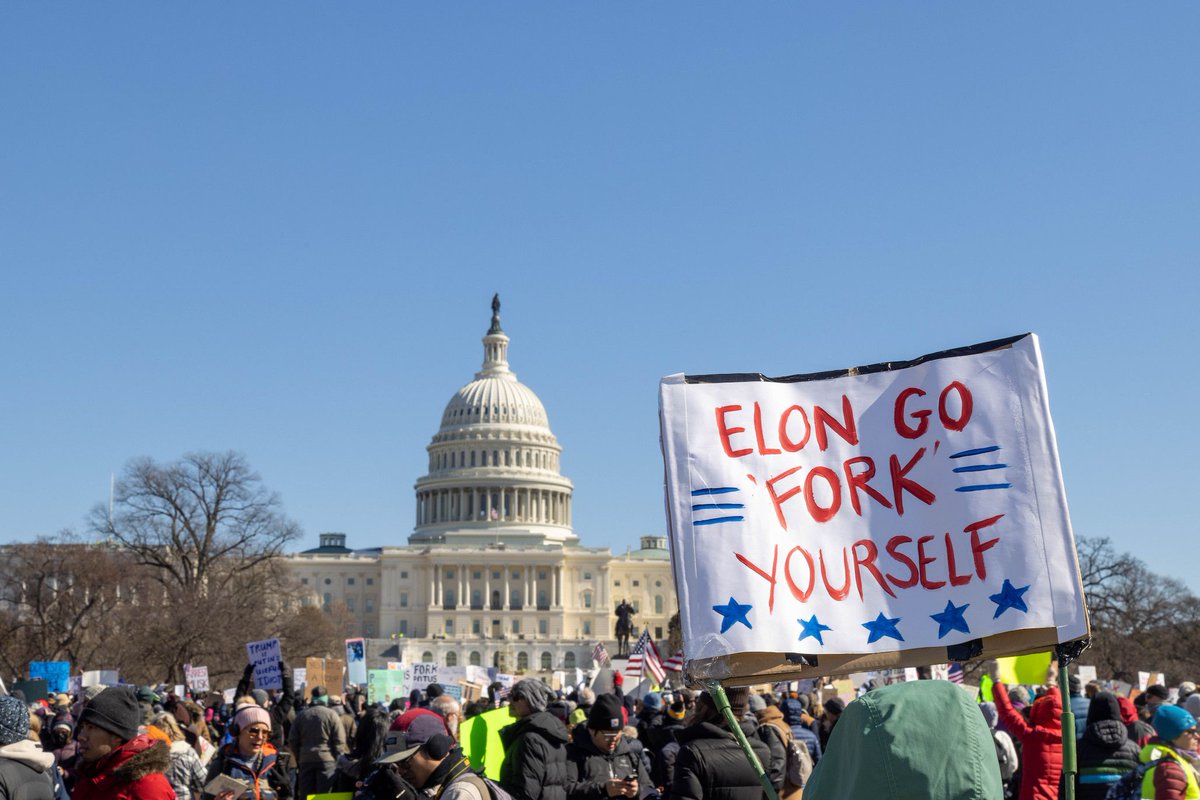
top-left (660, 334), bottom-right (1088, 674)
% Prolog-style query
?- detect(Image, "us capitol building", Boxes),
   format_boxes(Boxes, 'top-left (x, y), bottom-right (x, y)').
top-left (287, 298), bottom-right (677, 674)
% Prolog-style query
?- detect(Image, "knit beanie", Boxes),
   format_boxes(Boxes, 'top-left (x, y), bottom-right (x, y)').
top-left (1153, 705), bottom-right (1197, 742)
top-left (0, 696), bottom-right (30, 746)
top-left (250, 689), bottom-right (269, 708)
top-left (79, 687), bottom-right (140, 742)
top-left (588, 694), bottom-right (625, 732)
top-left (234, 703), bottom-right (272, 731)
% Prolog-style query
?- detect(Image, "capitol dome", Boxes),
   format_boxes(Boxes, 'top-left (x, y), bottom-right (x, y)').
top-left (410, 296), bottom-right (576, 545)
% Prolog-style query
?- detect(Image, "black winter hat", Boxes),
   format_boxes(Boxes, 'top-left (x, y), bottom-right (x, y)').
top-left (79, 686), bottom-right (140, 741)
top-left (588, 694), bottom-right (624, 732)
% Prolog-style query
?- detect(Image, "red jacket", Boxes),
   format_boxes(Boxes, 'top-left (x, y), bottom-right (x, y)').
top-left (73, 735), bottom-right (176, 800)
top-left (994, 683), bottom-right (1063, 800)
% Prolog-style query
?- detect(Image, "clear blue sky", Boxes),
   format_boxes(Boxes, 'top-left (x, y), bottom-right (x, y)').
top-left (2, 4), bottom-right (1197, 590)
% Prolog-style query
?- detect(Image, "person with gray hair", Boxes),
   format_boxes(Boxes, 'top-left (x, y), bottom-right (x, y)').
top-left (429, 695), bottom-right (462, 741)
top-left (500, 680), bottom-right (570, 800)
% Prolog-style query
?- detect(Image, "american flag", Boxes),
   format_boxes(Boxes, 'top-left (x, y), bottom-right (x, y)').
top-left (664, 651), bottom-right (685, 673)
top-left (592, 642), bottom-right (610, 666)
top-left (948, 663), bottom-right (964, 684)
top-left (625, 630), bottom-right (666, 685)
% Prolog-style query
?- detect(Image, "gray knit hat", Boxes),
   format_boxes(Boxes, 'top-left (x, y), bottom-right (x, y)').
top-left (511, 679), bottom-right (553, 712)
top-left (0, 696), bottom-right (30, 745)
top-left (78, 687), bottom-right (140, 741)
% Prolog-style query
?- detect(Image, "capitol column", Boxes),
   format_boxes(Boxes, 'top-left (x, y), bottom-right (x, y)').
top-left (504, 569), bottom-right (510, 610)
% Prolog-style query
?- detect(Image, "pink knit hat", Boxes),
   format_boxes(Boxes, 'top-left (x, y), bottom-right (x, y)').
top-left (234, 703), bottom-right (272, 731)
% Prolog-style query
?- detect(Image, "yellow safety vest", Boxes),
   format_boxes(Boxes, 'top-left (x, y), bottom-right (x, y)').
top-left (1140, 743), bottom-right (1200, 800)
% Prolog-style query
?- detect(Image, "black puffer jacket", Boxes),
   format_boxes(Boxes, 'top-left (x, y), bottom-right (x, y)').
top-left (1077, 692), bottom-right (1141, 800)
top-left (671, 719), bottom-right (769, 800)
top-left (566, 734), bottom-right (652, 800)
top-left (500, 711), bottom-right (571, 800)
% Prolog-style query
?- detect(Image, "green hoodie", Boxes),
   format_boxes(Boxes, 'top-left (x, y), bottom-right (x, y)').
top-left (803, 680), bottom-right (1003, 800)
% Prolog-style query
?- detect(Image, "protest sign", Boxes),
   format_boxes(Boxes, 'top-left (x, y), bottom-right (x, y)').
top-left (326, 659), bottom-right (346, 692)
top-left (465, 666), bottom-right (490, 685)
top-left (174, 684), bottom-right (185, 697)
top-left (1075, 665), bottom-right (1097, 684)
top-left (997, 651), bottom-right (1052, 685)
top-left (30, 661), bottom-right (70, 693)
top-left (659, 333), bottom-right (1088, 683)
top-left (441, 666), bottom-right (466, 687)
top-left (346, 638), bottom-right (367, 686)
top-left (82, 670), bottom-right (118, 688)
top-left (222, 688), bottom-right (236, 704)
top-left (293, 668), bottom-right (306, 689)
top-left (409, 662), bottom-right (439, 694)
top-left (459, 706), bottom-right (516, 780)
top-left (367, 669), bottom-right (407, 705)
top-left (929, 664), bottom-right (951, 682)
top-left (245, 638), bottom-right (283, 690)
top-left (387, 662), bottom-right (404, 671)
top-left (186, 666), bottom-right (210, 693)
top-left (305, 658), bottom-right (325, 701)
top-left (443, 684), bottom-right (463, 701)
top-left (1138, 671), bottom-right (1151, 692)
top-left (903, 668), bottom-right (919, 683)
top-left (68, 676), bottom-right (82, 694)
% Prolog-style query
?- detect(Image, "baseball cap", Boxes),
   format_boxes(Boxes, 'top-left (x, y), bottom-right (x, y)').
top-left (377, 713), bottom-right (448, 764)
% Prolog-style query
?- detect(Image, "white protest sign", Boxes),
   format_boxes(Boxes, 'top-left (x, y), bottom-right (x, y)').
top-left (245, 638), bottom-right (283, 690)
top-left (930, 664), bottom-right (951, 681)
top-left (659, 334), bottom-right (1087, 679)
top-left (903, 668), bottom-right (919, 683)
top-left (293, 668), bottom-right (306, 689)
top-left (1138, 671), bottom-right (1151, 691)
top-left (187, 666), bottom-right (210, 693)
top-left (441, 666), bottom-right (466, 690)
top-left (465, 666), bottom-right (490, 685)
top-left (1075, 665), bottom-right (1097, 684)
top-left (345, 638), bottom-right (367, 686)
top-left (408, 662), bottom-right (439, 693)
top-left (223, 688), bottom-right (235, 704)
top-left (174, 684), bottom-right (185, 697)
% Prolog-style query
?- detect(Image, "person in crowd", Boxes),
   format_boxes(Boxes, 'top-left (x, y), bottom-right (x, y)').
top-left (334, 707), bottom-right (391, 793)
top-left (72, 687), bottom-right (175, 800)
top-left (649, 696), bottom-right (687, 792)
top-left (429, 695), bottom-right (463, 743)
top-left (755, 693), bottom-right (804, 800)
top-left (0, 695), bottom-right (56, 800)
top-left (566, 693), bottom-right (651, 800)
top-left (670, 688), bottom-right (770, 800)
top-left (424, 685), bottom-right (445, 709)
top-left (208, 702), bottom-right (291, 800)
top-left (1140, 705), bottom-right (1200, 800)
top-left (634, 695), bottom-right (665, 755)
top-left (1184, 694), bottom-right (1200, 723)
top-left (499, 679), bottom-right (570, 800)
top-left (744, 696), bottom-right (784, 797)
top-left (1068, 677), bottom-right (1091, 739)
top-left (329, 696), bottom-right (357, 748)
top-left (1178, 684), bottom-right (1197, 706)
top-left (992, 679), bottom-right (1062, 800)
top-left (1119, 697), bottom-right (1156, 747)
top-left (978, 703), bottom-right (1017, 799)
top-left (778, 695), bottom-right (820, 766)
top-left (814, 699), bottom-right (843, 754)
top-left (1145, 686), bottom-right (1171, 711)
top-left (149, 713), bottom-right (206, 800)
top-left (804, 681), bottom-right (1003, 800)
top-left (289, 685), bottom-right (348, 800)
top-left (381, 726), bottom-right (480, 800)
top-left (47, 716), bottom-right (78, 793)
top-left (235, 662), bottom-right (296, 754)
top-left (1074, 691), bottom-right (1140, 800)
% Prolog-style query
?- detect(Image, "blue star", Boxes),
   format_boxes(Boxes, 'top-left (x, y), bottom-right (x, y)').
top-left (990, 579), bottom-right (1031, 619)
top-left (712, 597), bottom-right (753, 633)
top-left (797, 614), bottom-right (832, 646)
top-left (930, 600), bottom-right (971, 639)
top-left (862, 613), bottom-right (904, 644)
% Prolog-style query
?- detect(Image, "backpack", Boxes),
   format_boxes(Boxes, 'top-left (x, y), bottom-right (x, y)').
top-left (456, 772), bottom-right (515, 800)
top-left (758, 722), bottom-right (813, 789)
top-left (1104, 759), bottom-right (1166, 800)
top-left (992, 730), bottom-right (1017, 782)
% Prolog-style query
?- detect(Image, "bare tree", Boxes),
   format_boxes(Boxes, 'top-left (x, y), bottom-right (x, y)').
top-left (91, 451), bottom-right (300, 599)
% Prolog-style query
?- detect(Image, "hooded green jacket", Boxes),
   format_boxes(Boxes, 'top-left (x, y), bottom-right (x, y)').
top-left (803, 681), bottom-right (1003, 800)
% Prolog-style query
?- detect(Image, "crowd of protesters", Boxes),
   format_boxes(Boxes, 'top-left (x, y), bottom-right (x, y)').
top-left (3, 660), bottom-right (1199, 800)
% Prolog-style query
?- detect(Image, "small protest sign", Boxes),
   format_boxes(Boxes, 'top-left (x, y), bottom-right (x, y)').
top-left (409, 662), bottom-right (439, 694)
top-left (186, 666), bottom-right (210, 693)
top-left (293, 668), bottom-right (306, 689)
top-left (68, 676), bottom-right (82, 694)
top-left (174, 684), bottom-right (185, 697)
top-left (659, 334), bottom-right (1088, 683)
top-left (997, 652), bottom-right (1052, 685)
top-left (1138, 671), bottom-right (1151, 692)
top-left (387, 662), bottom-right (404, 671)
top-left (345, 638), bottom-right (367, 686)
top-left (441, 666), bottom-right (467, 687)
top-left (367, 669), bottom-right (406, 705)
top-left (930, 664), bottom-right (950, 682)
top-left (443, 684), bottom-right (463, 701)
top-left (1075, 665), bottom-right (1097, 684)
top-left (30, 661), bottom-right (70, 693)
top-left (325, 659), bottom-right (346, 692)
top-left (245, 638), bottom-right (283, 690)
top-left (304, 658), bottom-right (325, 701)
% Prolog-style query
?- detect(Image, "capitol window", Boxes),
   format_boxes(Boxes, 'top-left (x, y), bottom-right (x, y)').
top-left (517, 652), bottom-right (529, 671)
top-left (400, 593), bottom-right (408, 607)
top-left (470, 651), bottom-right (481, 666)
